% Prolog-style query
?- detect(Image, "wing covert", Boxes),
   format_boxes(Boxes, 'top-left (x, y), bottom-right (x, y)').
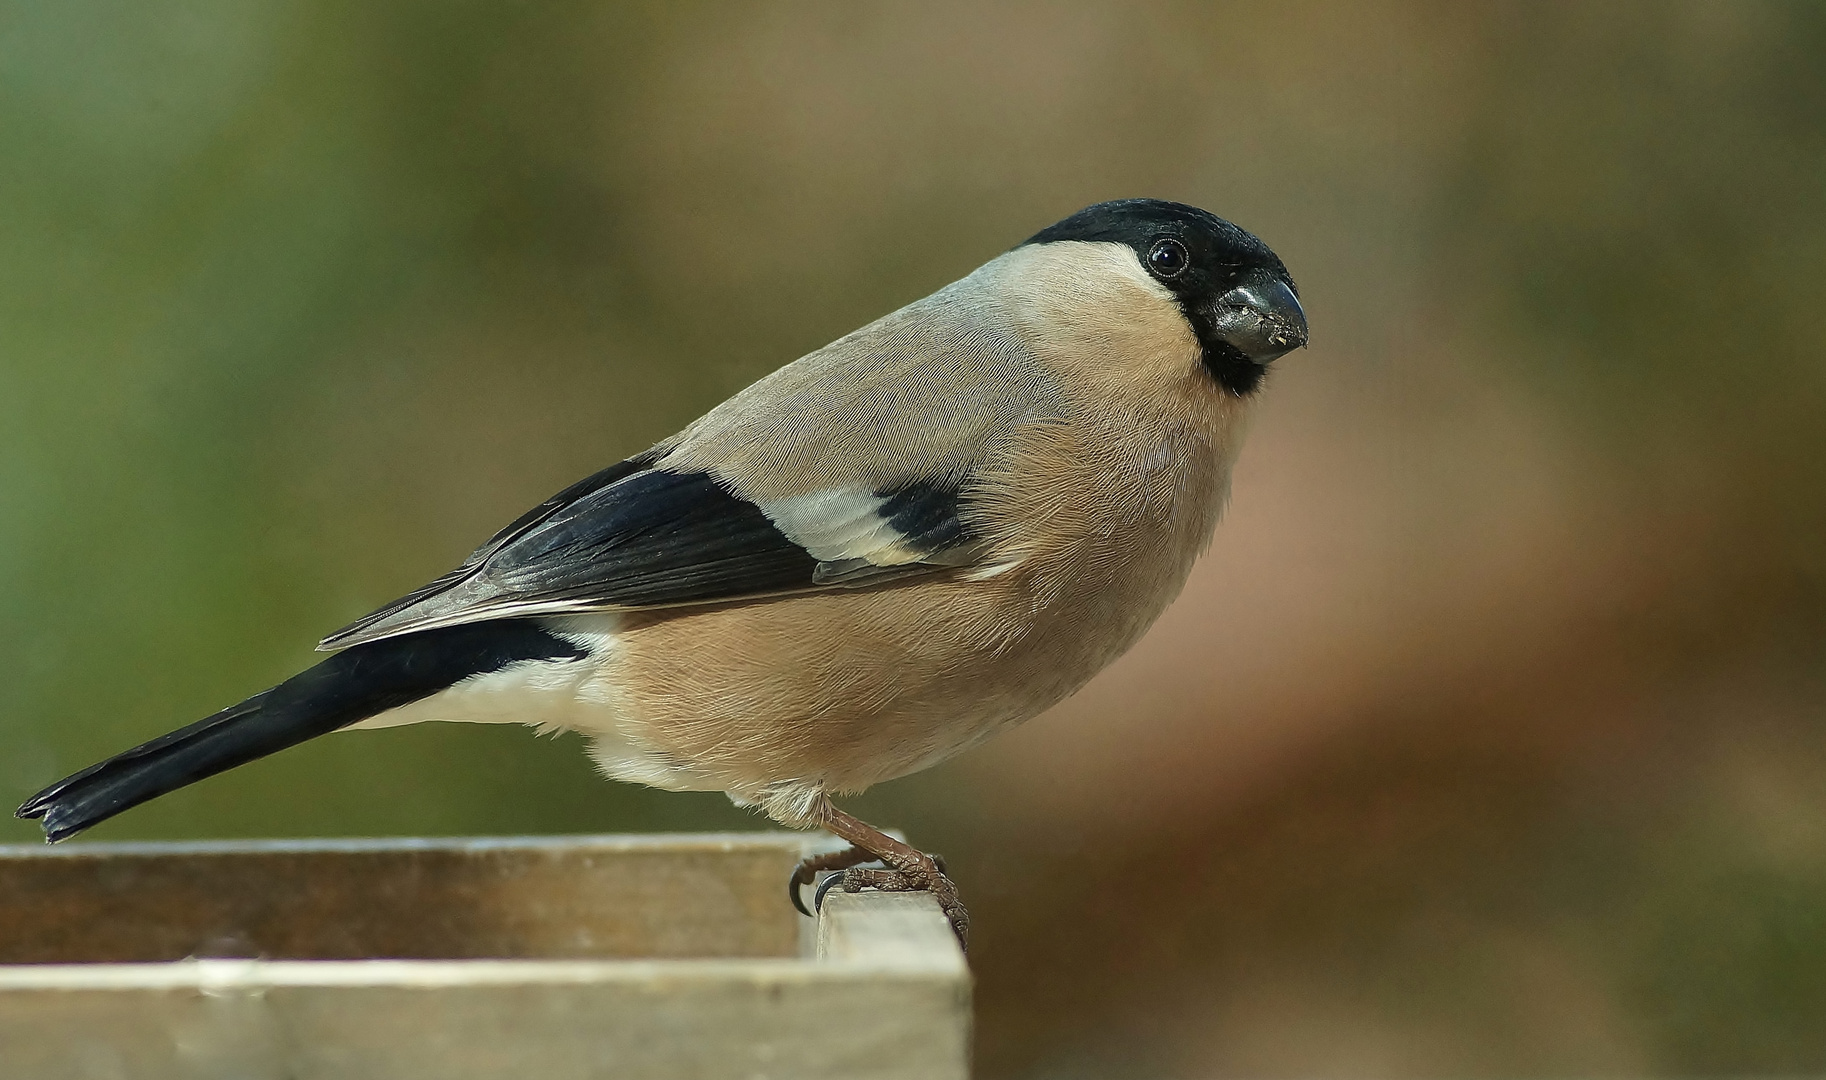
top-left (319, 465), bottom-right (982, 650)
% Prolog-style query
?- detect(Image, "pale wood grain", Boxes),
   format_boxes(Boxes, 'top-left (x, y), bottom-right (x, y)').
top-left (0, 835), bottom-right (969, 1080)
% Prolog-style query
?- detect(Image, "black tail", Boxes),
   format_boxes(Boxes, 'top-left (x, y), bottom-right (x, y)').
top-left (16, 620), bottom-right (585, 842)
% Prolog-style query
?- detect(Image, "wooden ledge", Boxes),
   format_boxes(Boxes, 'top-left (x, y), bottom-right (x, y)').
top-left (0, 834), bottom-right (971, 1080)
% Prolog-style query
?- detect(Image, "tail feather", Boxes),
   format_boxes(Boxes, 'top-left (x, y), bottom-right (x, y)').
top-left (17, 693), bottom-right (281, 842)
top-left (16, 619), bottom-right (586, 842)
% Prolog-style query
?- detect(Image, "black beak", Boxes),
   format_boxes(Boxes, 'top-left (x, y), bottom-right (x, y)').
top-left (1209, 268), bottom-right (1308, 365)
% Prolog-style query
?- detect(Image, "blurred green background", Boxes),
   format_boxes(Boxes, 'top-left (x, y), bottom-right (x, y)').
top-left (3, 2), bottom-right (1824, 1076)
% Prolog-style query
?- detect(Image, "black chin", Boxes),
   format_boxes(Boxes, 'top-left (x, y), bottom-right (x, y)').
top-left (1199, 337), bottom-right (1266, 396)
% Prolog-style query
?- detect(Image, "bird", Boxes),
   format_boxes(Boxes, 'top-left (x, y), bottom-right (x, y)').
top-left (17, 198), bottom-right (1306, 948)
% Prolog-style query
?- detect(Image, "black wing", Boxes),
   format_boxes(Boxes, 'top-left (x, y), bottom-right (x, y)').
top-left (485, 467), bottom-right (821, 607)
top-left (320, 460), bottom-right (979, 650)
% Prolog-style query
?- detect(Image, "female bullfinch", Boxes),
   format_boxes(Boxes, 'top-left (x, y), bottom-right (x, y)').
top-left (20, 199), bottom-right (1307, 947)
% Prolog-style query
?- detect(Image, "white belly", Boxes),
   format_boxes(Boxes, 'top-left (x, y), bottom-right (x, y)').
top-left (342, 614), bottom-right (718, 794)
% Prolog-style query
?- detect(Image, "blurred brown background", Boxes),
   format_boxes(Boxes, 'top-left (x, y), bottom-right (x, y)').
top-left (3, 2), bottom-right (1824, 1075)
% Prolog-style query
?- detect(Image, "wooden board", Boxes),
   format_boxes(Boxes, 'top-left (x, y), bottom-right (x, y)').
top-left (0, 834), bottom-right (809, 963)
top-left (0, 834), bottom-right (970, 1080)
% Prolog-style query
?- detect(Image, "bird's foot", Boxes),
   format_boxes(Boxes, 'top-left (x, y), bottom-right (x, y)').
top-left (800, 801), bottom-right (970, 951)
top-left (824, 856), bottom-right (969, 951)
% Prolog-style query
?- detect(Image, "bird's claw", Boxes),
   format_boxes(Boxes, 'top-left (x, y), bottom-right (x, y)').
top-left (812, 869), bottom-right (850, 912)
top-left (788, 844), bottom-right (880, 918)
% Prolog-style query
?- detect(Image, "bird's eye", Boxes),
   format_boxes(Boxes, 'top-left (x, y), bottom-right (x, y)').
top-left (1147, 238), bottom-right (1189, 278)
